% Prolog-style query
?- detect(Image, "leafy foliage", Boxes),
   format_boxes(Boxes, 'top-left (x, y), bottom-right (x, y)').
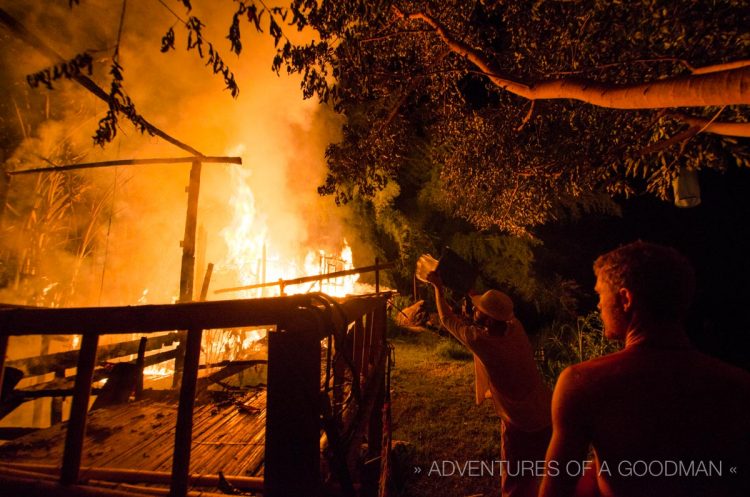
top-left (256, 0), bottom-right (748, 234)
top-left (182, 15), bottom-right (239, 97)
top-left (93, 60), bottom-right (153, 146)
top-left (537, 312), bottom-right (621, 386)
top-left (25, 52), bottom-right (93, 90)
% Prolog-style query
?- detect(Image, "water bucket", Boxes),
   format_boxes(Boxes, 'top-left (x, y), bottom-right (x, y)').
top-left (415, 248), bottom-right (478, 295)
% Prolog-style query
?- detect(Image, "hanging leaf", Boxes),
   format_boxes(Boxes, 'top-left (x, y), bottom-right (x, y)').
top-left (161, 27), bottom-right (176, 52)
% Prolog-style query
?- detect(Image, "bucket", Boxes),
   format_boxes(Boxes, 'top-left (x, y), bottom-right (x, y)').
top-left (415, 248), bottom-right (478, 295)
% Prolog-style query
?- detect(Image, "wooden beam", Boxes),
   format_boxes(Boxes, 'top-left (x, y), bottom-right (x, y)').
top-left (179, 159), bottom-right (202, 304)
top-left (0, 294), bottom-right (315, 336)
top-left (6, 332), bottom-right (180, 376)
top-left (0, 8), bottom-right (205, 157)
top-left (215, 262), bottom-right (395, 294)
top-left (9, 157), bottom-right (242, 176)
top-left (334, 294), bottom-right (393, 328)
top-left (1, 462), bottom-right (264, 490)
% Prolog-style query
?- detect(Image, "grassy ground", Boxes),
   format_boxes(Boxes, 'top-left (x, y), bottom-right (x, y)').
top-left (387, 328), bottom-right (503, 497)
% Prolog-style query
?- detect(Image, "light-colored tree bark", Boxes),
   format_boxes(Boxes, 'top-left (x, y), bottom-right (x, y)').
top-left (395, 8), bottom-right (750, 110)
top-left (670, 113), bottom-right (750, 138)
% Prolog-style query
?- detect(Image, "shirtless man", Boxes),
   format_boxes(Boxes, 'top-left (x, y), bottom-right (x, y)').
top-left (540, 241), bottom-right (750, 497)
top-left (427, 272), bottom-right (551, 497)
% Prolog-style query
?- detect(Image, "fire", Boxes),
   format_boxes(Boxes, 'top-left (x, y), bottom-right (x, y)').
top-left (218, 164), bottom-right (360, 299)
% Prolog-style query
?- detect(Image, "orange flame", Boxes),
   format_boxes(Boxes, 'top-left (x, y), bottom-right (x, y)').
top-left (219, 165), bottom-right (360, 298)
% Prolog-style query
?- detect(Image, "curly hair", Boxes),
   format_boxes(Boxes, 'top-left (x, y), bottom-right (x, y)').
top-left (594, 241), bottom-right (696, 322)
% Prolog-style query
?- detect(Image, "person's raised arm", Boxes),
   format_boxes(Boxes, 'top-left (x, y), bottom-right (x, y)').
top-left (540, 365), bottom-right (596, 497)
top-left (426, 271), bottom-right (456, 322)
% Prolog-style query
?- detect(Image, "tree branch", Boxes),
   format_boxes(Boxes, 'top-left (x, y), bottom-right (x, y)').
top-left (668, 112), bottom-right (750, 138)
top-left (392, 7), bottom-right (750, 109)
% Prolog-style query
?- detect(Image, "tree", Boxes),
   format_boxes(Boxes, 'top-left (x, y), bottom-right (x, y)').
top-left (260, 0), bottom-right (747, 234)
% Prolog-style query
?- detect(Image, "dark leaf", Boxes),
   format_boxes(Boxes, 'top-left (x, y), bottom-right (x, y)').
top-left (161, 27), bottom-right (176, 52)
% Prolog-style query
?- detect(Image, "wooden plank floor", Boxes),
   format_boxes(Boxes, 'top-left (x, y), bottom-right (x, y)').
top-left (0, 389), bottom-right (268, 479)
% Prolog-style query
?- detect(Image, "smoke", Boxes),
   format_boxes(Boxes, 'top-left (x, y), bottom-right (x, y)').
top-left (0, 0), bottom-right (359, 307)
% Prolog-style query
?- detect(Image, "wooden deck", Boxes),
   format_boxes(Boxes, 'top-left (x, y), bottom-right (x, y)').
top-left (0, 388), bottom-right (268, 490)
top-left (0, 293), bottom-right (391, 496)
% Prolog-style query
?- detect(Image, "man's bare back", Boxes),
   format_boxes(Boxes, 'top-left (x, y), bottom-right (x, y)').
top-left (540, 242), bottom-right (750, 497)
top-left (554, 344), bottom-right (750, 496)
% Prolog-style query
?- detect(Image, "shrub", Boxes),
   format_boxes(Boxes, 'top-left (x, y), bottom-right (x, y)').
top-left (537, 312), bottom-right (621, 386)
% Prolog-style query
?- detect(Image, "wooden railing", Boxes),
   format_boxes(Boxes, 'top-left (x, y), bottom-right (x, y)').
top-left (0, 292), bottom-right (390, 497)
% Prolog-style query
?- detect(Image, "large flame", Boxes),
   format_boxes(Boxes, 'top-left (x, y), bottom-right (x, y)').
top-left (218, 164), bottom-right (359, 299)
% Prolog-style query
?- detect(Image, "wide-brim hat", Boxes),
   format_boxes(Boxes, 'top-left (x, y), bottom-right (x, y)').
top-left (470, 290), bottom-right (514, 322)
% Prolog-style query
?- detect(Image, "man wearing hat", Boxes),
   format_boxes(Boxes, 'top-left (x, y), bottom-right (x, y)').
top-left (427, 272), bottom-right (552, 497)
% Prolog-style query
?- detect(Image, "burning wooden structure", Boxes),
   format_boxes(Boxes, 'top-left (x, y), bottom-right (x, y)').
top-left (0, 290), bottom-right (391, 497)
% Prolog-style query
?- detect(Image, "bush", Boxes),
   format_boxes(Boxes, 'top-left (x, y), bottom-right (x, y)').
top-left (537, 312), bottom-right (621, 386)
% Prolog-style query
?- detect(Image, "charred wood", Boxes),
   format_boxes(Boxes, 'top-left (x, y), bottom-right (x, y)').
top-left (6, 332), bottom-right (180, 377)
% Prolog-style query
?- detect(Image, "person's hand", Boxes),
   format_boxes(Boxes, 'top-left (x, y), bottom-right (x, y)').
top-left (426, 270), bottom-right (443, 288)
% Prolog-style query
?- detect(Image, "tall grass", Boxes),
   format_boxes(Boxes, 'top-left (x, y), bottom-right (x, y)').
top-left (537, 312), bottom-right (622, 386)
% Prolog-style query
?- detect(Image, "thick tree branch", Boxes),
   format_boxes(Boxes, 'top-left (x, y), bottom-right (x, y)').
top-left (393, 7), bottom-right (750, 109)
top-left (692, 60), bottom-right (750, 75)
top-left (669, 112), bottom-right (750, 138)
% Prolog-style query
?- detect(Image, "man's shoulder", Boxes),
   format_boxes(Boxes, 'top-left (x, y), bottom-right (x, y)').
top-left (565, 349), bottom-right (628, 374)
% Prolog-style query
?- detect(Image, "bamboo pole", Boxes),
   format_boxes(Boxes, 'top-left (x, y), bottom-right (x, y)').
top-left (1, 462), bottom-right (265, 490)
top-left (60, 333), bottom-right (99, 485)
top-left (9, 157), bottom-right (242, 176)
top-left (0, 471), bottom-right (161, 497)
top-left (215, 262), bottom-right (395, 294)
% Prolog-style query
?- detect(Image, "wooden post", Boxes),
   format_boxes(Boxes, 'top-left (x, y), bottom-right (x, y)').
top-left (179, 159), bottom-right (202, 303)
top-left (169, 327), bottom-right (203, 497)
top-left (362, 315), bottom-right (374, 378)
top-left (261, 243), bottom-right (267, 297)
top-left (375, 257), bottom-right (380, 294)
top-left (194, 225), bottom-right (207, 295)
top-left (134, 337), bottom-right (147, 401)
top-left (0, 170), bottom-right (10, 229)
top-left (50, 367), bottom-right (65, 424)
top-left (0, 335), bottom-right (8, 405)
top-left (353, 318), bottom-right (365, 389)
top-left (174, 160), bottom-right (202, 387)
top-left (198, 263), bottom-right (213, 302)
top-left (264, 322), bottom-right (320, 497)
top-left (60, 333), bottom-right (99, 485)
